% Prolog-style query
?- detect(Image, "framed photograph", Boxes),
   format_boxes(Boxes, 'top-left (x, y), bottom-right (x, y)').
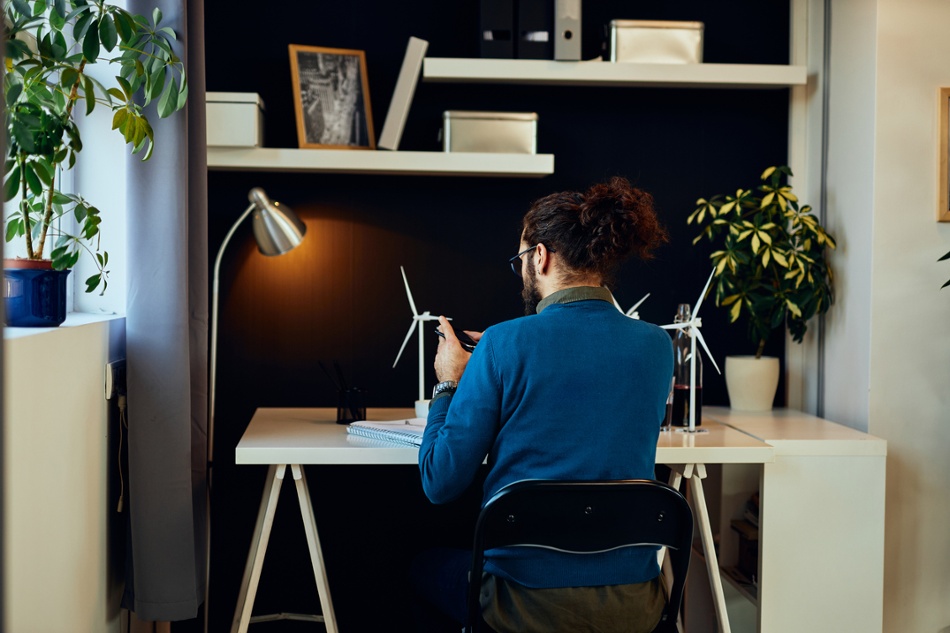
top-left (289, 45), bottom-right (375, 150)
top-left (939, 87), bottom-right (950, 222)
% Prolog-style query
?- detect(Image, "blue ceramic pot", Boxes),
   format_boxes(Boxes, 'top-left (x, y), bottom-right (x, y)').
top-left (3, 265), bottom-right (71, 327)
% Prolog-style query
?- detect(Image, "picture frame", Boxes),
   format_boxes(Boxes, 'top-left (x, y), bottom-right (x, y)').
top-left (938, 87), bottom-right (950, 222)
top-left (289, 44), bottom-right (375, 150)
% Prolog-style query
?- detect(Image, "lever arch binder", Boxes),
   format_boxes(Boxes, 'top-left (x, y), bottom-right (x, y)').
top-left (480, 0), bottom-right (514, 58)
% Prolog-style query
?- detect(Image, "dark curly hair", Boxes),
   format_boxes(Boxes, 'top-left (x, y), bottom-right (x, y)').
top-left (522, 176), bottom-right (668, 282)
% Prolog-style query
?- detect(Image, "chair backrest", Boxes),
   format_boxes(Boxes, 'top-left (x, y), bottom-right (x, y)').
top-left (466, 479), bottom-right (692, 633)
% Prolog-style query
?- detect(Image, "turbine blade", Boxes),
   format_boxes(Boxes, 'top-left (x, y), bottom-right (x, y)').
top-left (660, 323), bottom-right (686, 330)
top-left (693, 268), bottom-right (716, 317)
top-left (607, 289), bottom-right (623, 312)
top-left (401, 266), bottom-right (419, 316)
top-left (694, 329), bottom-right (722, 375)
top-left (393, 321), bottom-right (417, 368)
top-left (627, 293), bottom-right (650, 315)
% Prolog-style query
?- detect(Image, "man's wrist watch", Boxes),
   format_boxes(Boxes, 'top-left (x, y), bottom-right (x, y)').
top-left (432, 380), bottom-right (458, 398)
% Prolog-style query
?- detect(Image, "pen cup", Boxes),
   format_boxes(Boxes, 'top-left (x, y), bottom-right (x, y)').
top-left (336, 387), bottom-right (366, 424)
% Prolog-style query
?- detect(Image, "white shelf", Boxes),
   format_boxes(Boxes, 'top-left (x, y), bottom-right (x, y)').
top-left (423, 58), bottom-right (807, 89)
top-left (207, 147), bottom-right (554, 178)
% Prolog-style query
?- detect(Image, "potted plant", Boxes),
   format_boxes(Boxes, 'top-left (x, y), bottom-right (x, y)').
top-left (688, 166), bottom-right (836, 410)
top-left (3, 0), bottom-right (187, 326)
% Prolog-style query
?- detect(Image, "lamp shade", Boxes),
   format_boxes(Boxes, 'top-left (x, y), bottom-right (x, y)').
top-left (248, 187), bottom-right (306, 256)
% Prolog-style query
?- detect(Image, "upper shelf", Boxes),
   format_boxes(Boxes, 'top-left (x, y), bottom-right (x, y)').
top-left (422, 58), bottom-right (807, 89)
top-left (207, 147), bottom-right (554, 178)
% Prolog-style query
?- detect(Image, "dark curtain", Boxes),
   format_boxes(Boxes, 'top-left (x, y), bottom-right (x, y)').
top-left (125, 0), bottom-right (208, 621)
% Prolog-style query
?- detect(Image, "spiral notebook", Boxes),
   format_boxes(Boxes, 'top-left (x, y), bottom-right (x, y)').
top-left (346, 418), bottom-right (427, 447)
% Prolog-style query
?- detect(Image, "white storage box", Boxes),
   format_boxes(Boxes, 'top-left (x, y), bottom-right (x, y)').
top-left (609, 20), bottom-right (704, 64)
top-left (206, 92), bottom-right (264, 147)
top-left (442, 111), bottom-right (538, 154)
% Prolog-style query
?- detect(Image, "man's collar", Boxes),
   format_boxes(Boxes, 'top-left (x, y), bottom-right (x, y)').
top-left (536, 286), bottom-right (613, 313)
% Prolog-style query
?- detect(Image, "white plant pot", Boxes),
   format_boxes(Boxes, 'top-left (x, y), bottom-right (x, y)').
top-left (725, 356), bottom-right (780, 411)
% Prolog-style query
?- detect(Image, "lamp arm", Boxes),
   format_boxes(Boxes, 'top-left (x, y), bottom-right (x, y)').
top-left (208, 202), bottom-right (257, 467)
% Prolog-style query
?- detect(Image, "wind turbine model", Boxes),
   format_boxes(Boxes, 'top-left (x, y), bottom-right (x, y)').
top-left (623, 293), bottom-right (650, 319)
top-left (660, 269), bottom-right (721, 432)
top-left (608, 291), bottom-right (650, 319)
top-left (393, 266), bottom-right (445, 406)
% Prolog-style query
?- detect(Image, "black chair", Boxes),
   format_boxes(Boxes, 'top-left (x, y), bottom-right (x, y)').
top-left (466, 479), bottom-right (693, 633)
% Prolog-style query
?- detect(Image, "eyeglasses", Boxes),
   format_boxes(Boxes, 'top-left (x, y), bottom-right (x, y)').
top-left (508, 245), bottom-right (536, 277)
top-left (508, 244), bottom-right (556, 278)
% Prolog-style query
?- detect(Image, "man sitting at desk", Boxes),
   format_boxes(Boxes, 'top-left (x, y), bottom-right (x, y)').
top-left (413, 177), bottom-right (674, 633)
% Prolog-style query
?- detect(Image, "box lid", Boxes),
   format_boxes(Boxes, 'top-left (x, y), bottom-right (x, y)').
top-left (206, 92), bottom-right (265, 110)
top-left (609, 19), bottom-right (704, 31)
top-left (443, 111), bottom-right (538, 121)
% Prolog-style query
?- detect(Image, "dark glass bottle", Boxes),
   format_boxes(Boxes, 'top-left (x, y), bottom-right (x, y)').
top-left (671, 303), bottom-right (702, 427)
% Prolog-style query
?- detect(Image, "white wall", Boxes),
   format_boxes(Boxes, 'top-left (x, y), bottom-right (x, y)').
top-left (824, 0), bottom-right (950, 630)
top-left (3, 318), bottom-right (125, 633)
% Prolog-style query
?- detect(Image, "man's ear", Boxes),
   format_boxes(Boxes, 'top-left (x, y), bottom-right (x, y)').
top-left (536, 243), bottom-right (551, 275)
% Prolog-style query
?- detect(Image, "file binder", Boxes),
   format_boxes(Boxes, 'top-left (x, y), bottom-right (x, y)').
top-left (480, 0), bottom-right (514, 58)
top-left (516, 0), bottom-right (554, 59)
top-left (554, 0), bottom-right (581, 61)
top-left (378, 37), bottom-right (429, 150)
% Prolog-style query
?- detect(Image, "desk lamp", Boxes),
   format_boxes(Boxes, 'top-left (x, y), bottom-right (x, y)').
top-left (205, 187), bottom-right (305, 631)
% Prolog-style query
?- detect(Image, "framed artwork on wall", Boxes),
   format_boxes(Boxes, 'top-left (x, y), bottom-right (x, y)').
top-left (289, 44), bottom-right (375, 150)
top-left (938, 87), bottom-right (950, 222)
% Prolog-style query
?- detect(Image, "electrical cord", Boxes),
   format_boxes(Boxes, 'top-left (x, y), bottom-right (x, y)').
top-left (116, 393), bottom-right (128, 513)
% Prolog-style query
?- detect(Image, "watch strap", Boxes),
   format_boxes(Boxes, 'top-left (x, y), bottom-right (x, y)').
top-left (432, 380), bottom-right (458, 399)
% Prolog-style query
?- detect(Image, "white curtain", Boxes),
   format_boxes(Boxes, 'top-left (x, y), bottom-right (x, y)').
top-left (124, 0), bottom-right (208, 621)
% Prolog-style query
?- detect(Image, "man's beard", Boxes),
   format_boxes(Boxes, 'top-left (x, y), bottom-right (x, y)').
top-left (521, 259), bottom-right (542, 315)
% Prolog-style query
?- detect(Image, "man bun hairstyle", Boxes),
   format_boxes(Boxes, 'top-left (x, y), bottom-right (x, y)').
top-left (522, 176), bottom-right (668, 280)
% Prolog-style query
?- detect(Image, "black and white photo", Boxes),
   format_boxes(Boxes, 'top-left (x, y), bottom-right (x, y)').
top-left (289, 45), bottom-right (375, 149)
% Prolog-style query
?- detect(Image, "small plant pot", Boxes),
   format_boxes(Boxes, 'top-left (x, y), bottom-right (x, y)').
top-left (3, 259), bottom-right (70, 327)
top-left (725, 356), bottom-right (780, 411)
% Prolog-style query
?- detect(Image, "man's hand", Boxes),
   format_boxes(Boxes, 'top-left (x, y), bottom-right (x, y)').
top-left (434, 315), bottom-right (482, 382)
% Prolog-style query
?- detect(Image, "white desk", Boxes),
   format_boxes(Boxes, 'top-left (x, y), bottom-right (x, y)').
top-left (703, 408), bottom-right (887, 633)
top-left (232, 407), bottom-right (885, 633)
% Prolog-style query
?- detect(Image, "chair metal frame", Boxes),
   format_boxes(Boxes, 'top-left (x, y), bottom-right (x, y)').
top-left (466, 479), bottom-right (693, 633)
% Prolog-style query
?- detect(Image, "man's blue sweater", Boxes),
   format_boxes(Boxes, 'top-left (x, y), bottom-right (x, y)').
top-left (419, 287), bottom-right (674, 589)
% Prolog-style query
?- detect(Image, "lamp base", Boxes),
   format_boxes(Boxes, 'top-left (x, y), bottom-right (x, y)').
top-left (415, 399), bottom-right (430, 418)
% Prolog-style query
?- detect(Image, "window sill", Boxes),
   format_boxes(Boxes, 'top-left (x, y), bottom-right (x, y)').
top-left (3, 311), bottom-right (124, 340)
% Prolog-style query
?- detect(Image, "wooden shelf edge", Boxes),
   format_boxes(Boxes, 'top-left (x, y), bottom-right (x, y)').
top-left (423, 58), bottom-right (807, 88)
top-left (207, 147), bottom-right (554, 178)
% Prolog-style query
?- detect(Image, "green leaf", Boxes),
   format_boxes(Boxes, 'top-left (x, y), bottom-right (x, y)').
top-left (83, 75), bottom-right (96, 115)
top-left (147, 65), bottom-right (166, 104)
top-left (114, 12), bottom-right (135, 42)
top-left (98, 14), bottom-right (118, 52)
top-left (117, 77), bottom-right (137, 104)
top-left (22, 163), bottom-right (42, 195)
top-left (157, 77), bottom-right (176, 118)
top-left (49, 5), bottom-right (66, 30)
top-left (5, 218), bottom-right (22, 242)
top-left (176, 77), bottom-right (189, 110)
top-left (107, 87), bottom-right (126, 102)
top-left (82, 18), bottom-right (100, 62)
top-left (729, 299), bottom-right (742, 322)
top-left (73, 9), bottom-right (94, 41)
top-left (4, 166), bottom-right (22, 202)
top-left (152, 7), bottom-right (163, 26)
top-left (112, 108), bottom-right (128, 130)
top-left (85, 273), bottom-right (102, 293)
top-left (11, 0), bottom-right (32, 18)
top-left (54, 0), bottom-right (66, 17)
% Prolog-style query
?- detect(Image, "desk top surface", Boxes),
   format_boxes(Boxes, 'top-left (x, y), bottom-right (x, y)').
top-left (705, 407), bottom-right (887, 456)
top-left (236, 407), bottom-right (775, 466)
